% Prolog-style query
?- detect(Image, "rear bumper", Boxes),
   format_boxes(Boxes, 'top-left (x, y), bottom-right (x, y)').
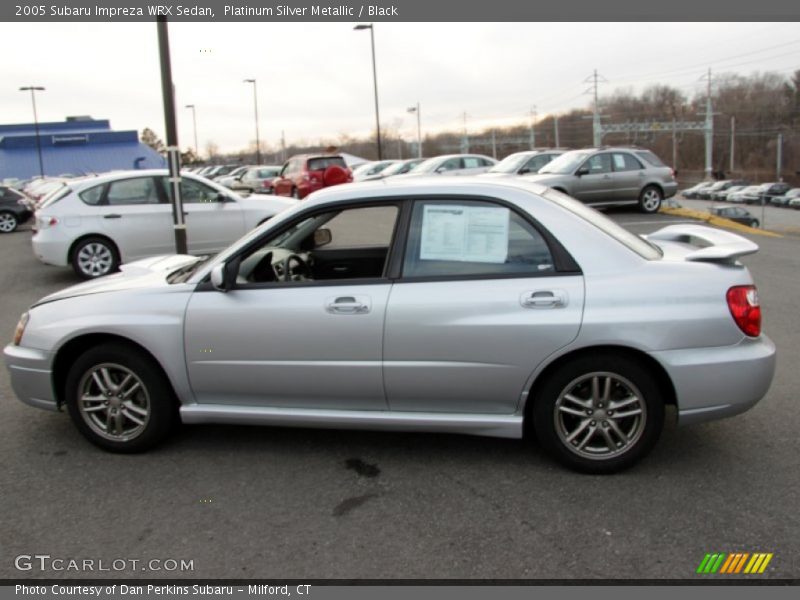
top-left (32, 233), bottom-right (69, 267)
top-left (3, 344), bottom-right (58, 411)
top-left (663, 181), bottom-right (679, 199)
top-left (651, 335), bottom-right (776, 426)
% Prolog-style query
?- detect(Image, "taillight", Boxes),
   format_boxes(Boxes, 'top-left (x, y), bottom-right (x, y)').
top-left (726, 285), bottom-right (761, 337)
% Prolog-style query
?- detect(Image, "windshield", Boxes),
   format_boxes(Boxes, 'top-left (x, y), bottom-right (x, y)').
top-left (409, 157), bottom-right (445, 173)
top-left (539, 151), bottom-right (591, 175)
top-left (39, 184), bottom-right (70, 208)
top-left (488, 153), bottom-right (529, 173)
top-left (381, 160), bottom-right (419, 176)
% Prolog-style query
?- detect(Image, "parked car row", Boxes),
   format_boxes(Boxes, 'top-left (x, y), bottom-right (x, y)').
top-left (682, 180), bottom-right (800, 207)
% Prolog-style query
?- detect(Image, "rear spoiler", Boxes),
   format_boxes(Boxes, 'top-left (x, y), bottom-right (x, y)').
top-left (645, 224), bottom-right (758, 263)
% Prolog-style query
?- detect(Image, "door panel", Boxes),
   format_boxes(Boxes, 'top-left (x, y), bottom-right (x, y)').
top-left (383, 276), bottom-right (584, 414)
top-left (184, 284), bottom-right (391, 410)
top-left (184, 200), bottom-right (245, 254)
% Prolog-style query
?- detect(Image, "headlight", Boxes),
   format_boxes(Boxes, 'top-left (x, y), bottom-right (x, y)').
top-left (13, 312), bottom-right (29, 346)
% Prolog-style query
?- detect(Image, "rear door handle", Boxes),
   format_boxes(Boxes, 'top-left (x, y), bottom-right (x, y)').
top-left (103, 214), bottom-right (122, 219)
top-left (521, 290), bottom-right (568, 309)
top-left (325, 295), bottom-right (371, 314)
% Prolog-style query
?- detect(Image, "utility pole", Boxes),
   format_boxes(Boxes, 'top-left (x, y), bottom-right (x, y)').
top-left (491, 129), bottom-right (497, 159)
top-left (729, 116), bottom-right (735, 173)
top-left (280, 130), bottom-right (286, 163)
top-left (529, 105), bottom-right (537, 150)
top-left (19, 86), bottom-right (46, 178)
top-left (585, 69), bottom-right (606, 146)
top-left (777, 133), bottom-right (783, 181)
top-left (156, 18), bottom-right (187, 255)
top-left (700, 68), bottom-right (714, 180)
top-left (461, 111), bottom-right (469, 153)
top-left (554, 115), bottom-right (560, 148)
top-left (407, 102), bottom-right (422, 158)
top-left (243, 79), bottom-right (261, 164)
top-left (672, 118), bottom-right (677, 173)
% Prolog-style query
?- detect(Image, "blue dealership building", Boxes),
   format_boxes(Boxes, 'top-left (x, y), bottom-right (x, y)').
top-left (0, 116), bottom-right (165, 180)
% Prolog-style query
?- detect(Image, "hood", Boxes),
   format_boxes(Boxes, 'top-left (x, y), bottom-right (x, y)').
top-left (34, 254), bottom-right (201, 306)
top-left (237, 195), bottom-right (298, 210)
top-left (521, 173), bottom-right (571, 186)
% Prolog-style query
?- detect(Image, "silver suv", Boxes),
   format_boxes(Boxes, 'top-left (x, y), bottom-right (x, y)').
top-left (523, 147), bottom-right (678, 213)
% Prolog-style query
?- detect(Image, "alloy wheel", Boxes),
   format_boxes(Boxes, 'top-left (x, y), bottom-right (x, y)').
top-left (77, 363), bottom-right (150, 442)
top-left (641, 189), bottom-right (662, 212)
top-left (553, 372), bottom-right (647, 460)
top-left (0, 213), bottom-right (17, 233)
top-left (77, 242), bottom-right (114, 277)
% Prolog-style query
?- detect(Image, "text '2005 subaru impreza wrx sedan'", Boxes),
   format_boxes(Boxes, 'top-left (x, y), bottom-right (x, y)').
top-left (4, 178), bottom-right (775, 473)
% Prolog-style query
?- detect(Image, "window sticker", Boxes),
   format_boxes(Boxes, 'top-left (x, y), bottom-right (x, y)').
top-left (613, 154), bottom-right (626, 170)
top-left (419, 204), bottom-right (509, 263)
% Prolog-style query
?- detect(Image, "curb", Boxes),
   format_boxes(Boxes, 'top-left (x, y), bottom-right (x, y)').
top-left (659, 206), bottom-right (782, 238)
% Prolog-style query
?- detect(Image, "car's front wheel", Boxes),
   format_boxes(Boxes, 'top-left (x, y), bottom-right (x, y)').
top-left (71, 236), bottom-right (119, 279)
top-left (532, 354), bottom-right (664, 474)
top-left (0, 211), bottom-right (18, 233)
top-left (65, 342), bottom-right (177, 452)
top-left (638, 186), bottom-right (663, 214)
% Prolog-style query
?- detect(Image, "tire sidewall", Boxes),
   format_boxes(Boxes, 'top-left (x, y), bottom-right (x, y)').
top-left (71, 237), bottom-right (119, 279)
top-left (65, 343), bottom-right (176, 453)
top-left (531, 354), bottom-right (665, 474)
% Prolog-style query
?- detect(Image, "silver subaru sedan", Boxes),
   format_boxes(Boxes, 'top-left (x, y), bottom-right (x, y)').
top-left (4, 178), bottom-right (775, 473)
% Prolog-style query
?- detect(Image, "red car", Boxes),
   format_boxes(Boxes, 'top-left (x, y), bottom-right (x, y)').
top-left (270, 154), bottom-right (353, 199)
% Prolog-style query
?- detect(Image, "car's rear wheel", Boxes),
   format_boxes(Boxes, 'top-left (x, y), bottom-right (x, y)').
top-left (751, 219), bottom-right (760, 228)
top-left (0, 211), bottom-right (18, 233)
top-left (638, 186), bottom-right (663, 214)
top-left (72, 236), bottom-right (119, 279)
top-left (532, 354), bottom-right (664, 474)
top-left (65, 342), bottom-right (177, 453)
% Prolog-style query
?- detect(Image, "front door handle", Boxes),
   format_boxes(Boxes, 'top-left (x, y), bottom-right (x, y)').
top-left (103, 214), bottom-right (122, 219)
top-left (325, 296), bottom-right (371, 314)
top-left (521, 290), bottom-right (568, 309)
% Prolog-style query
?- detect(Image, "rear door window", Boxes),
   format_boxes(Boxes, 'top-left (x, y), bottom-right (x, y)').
top-left (402, 200), bottom-right (555, 279)
top-left (106, 177), bottom-right (160, 206)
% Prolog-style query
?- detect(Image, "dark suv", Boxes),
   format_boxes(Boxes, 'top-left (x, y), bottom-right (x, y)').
top-left (524, 146), bottom-right (678, 213)
top-left (271, 154), bottom-right (353, 199)
top-left (0, 186), bottom-right (34, 233)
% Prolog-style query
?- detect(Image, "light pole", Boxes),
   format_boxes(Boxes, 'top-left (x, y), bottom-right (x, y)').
top-left (354, 24), bottom-right (382, 160)
top-left (243, 79), bottom-right (262, 164)
top-left (19, 86), bottom-right (45, 178)
top-left (407, 103), bottom-right (422, 158)
top-left (184, 104), bottom-right (199, 158)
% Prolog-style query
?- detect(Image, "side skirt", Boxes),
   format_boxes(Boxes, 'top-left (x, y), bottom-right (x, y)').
top-left (180, 404), bottom-right (522, 439)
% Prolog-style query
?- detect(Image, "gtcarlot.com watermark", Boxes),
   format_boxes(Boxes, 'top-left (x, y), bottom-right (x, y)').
top-left (14, 554), bottom-right (194, 573)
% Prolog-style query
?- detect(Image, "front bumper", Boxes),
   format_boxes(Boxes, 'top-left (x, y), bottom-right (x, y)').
top-left (651, 335), bottom-right (776, 426)
top-left (3, 344), bottom-right (58, 411)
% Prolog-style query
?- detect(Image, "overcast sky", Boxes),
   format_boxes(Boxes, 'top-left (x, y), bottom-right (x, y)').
top-left (2, 22), bottom-right (799, 155)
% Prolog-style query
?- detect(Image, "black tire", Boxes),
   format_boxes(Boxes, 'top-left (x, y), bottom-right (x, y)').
top-left (65, 342), bottom-right (178, 453)
top-left (0, 211), bottom-right (18, 234)
top-left (71, 236), bottom-right (120, 279)
top-left (751, 220), bottom-right (760, 228)
top-left (291, 187), bottom-right (301, 199)
top-left (638, 185), bottom-right (663, 214)
top-left (531, 354), bottom-right (664, 474)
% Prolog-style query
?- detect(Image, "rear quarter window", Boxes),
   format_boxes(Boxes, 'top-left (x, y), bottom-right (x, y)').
top-left (635, 151), bottom-right (666, 167)
top-left (78, 185), bottom-right (104, 205)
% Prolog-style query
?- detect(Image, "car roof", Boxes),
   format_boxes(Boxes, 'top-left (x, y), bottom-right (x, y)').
top-left (299, 176), bottom-right (552, 210)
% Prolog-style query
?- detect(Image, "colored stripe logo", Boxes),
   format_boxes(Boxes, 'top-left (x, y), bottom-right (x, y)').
top-left (696, 552), bottom-right (773, 574)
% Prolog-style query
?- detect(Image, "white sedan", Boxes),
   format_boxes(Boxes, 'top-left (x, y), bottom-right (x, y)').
top-left (31, 170), bottom-right (297, 278)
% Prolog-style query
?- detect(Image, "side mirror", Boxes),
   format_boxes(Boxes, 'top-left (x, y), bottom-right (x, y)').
top-left (314, 228), bottom-right (332, 248)
top-left (575, 167), bottom-right (590, 177)
top-left (518, 168), bottom-right (531, 175)
top-left (210, 264), bottom-right (227, 291)
top-left (435, 166), bottom-right (446, 174)
top-left (210, 258), bottom-right (240, 292)
top-left (215, 193), bottom-right (229, 203)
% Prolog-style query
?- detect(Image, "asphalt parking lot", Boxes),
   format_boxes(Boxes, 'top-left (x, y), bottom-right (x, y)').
top-left (1, 209), bottom-right (798, 580)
